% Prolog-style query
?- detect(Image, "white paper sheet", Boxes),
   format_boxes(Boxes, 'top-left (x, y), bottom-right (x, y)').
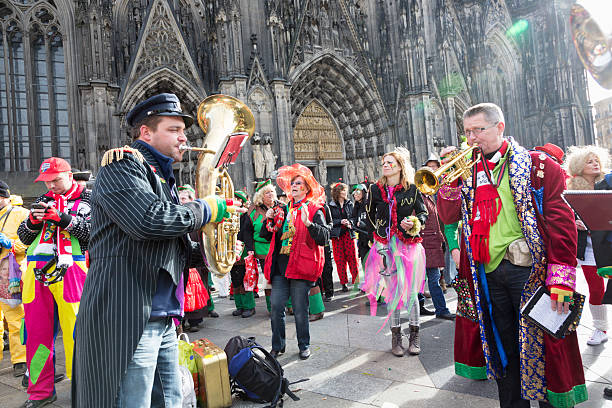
top-left (521, 290), bottom-right (570, 334)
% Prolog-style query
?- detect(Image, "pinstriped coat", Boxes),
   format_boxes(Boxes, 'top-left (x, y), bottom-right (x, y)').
top-left (72, 142), bottom-right (206, 407)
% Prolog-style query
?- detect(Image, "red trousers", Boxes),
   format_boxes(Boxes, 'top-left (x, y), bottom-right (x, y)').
top-left (331, 233), bottom-right (359, 285)
top-left (582, 265), bottom-right (604, 305)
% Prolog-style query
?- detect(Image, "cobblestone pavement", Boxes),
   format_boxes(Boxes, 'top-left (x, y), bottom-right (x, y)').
top-left (2, 268), bottom-right (611, 407)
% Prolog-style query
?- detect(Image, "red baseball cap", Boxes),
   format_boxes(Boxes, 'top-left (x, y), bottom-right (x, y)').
top-left (534, 143), bottom-right (564, 164)
top-left (35, 157), bottom-right (72, 182)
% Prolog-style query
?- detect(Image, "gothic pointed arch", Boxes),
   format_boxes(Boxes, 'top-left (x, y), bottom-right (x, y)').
top-left (119, 67), bottom-right (205, 126)
top-left (287, 0), bottom-right (384, 119)
top-left (293, 100), bottom-right (344, 164)
top-left (247, 85), bottom-right (274, 147)
top-left (121, 0), bottom-right (204, 96)
top-left (289, 53), bottom-right (387, 161)
top-left (247, 55), bottom-right (269, 91)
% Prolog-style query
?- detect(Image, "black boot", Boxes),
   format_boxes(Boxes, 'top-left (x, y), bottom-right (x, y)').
top-left (419, 298), bottom-right (435, 316)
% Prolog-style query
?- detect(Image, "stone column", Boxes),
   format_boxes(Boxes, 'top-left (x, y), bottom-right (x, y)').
top-left (219, 76), bottom-right (252, 191)
top-left (271, 79), bottom-right (292, 166)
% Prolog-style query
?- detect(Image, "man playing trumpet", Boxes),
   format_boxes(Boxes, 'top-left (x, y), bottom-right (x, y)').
top-left (437, 103), bottom-right (586, 407)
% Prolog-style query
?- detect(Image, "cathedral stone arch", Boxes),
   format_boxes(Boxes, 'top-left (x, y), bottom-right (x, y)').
top-left (120, 67), bottom-right (205, 127)
top-left (289, 53), bottom-right (387, 155)
top-left (293, 100), bottom-right (344, 185)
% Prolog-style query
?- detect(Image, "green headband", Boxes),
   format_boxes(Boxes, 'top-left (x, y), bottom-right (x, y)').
top-left (255, 179), bottom-right (272, 193)
top-left (178, 184), bottom-right (195, 194)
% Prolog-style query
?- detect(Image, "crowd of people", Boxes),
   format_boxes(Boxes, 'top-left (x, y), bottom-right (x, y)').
top-left (0, 94), bottom-right (610, 408)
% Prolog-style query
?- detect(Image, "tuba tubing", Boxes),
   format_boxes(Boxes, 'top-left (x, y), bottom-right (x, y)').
top-left (570, 3), bottom-right (612, 89)
top-left (194, 94), bottom-right (255, 277)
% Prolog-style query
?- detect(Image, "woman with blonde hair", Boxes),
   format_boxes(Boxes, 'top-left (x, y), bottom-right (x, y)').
top-left (566, 145), bottom-right (610, 345)
top-left (362, 148), bottom-right (427, 356)
top-left (246, 180), bottom-right (278, 313)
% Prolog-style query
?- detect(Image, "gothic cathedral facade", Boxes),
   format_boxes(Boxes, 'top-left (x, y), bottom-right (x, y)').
top-left (0, 0), bottom-right (594, 194)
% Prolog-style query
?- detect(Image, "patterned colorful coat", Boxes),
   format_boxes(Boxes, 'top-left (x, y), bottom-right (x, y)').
top-left (437, 137), bottom-right (586, 407)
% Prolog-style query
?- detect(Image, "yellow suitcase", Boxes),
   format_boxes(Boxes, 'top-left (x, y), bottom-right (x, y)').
top-left (192, 338), bottom-right (232, 408)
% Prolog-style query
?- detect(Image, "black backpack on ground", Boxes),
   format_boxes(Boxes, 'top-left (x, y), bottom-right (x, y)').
top-left (224, 336), bottom-right (305, 407)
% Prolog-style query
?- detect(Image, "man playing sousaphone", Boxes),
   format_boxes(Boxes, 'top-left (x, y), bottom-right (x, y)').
top-left (437, 103), bottom-right (586, 407)
top-left (73, 93), bottom-right (242, 407)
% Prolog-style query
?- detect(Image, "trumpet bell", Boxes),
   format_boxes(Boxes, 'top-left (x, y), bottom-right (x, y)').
top-left (570, 4), bottom-right (612, 89)
top-left (414, 145), bottom-right (480, 195)
top-left (414, 168), bottom-right (439, 196)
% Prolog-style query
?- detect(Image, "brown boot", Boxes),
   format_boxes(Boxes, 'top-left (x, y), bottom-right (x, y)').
top-left (408, 325), bottom-right (421, 355)
top-left (391, 326), bottom-right (405, 357)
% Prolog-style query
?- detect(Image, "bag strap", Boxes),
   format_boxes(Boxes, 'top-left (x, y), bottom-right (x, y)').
top-left (249, 344), bottom-right (304, 406)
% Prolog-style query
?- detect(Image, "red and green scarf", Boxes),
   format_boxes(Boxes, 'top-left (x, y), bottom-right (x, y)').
top-left (470, 141), bottom-right (509, 264)
top-left (34, 182), bottom-right (84, 267)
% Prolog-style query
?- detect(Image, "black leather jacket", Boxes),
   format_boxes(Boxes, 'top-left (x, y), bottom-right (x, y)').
top-left (329, 199), bottom-right (355, 239)
top-left (366, 182), bottom-right (428, 242)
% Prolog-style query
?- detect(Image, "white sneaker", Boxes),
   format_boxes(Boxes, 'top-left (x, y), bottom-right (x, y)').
top-left (587, 329), bottom-right (608, 346)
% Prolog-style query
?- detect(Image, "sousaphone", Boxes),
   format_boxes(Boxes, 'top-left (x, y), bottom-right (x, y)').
top-left (182, 95), bottom-right (255, 276)
top-left (570, 3), bottom-right (612, 89)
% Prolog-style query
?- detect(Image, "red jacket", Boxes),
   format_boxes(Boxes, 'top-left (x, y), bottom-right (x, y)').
top-left (421, 195), bottom-right (445, 268)
top-left (263, 201), bottom-right (329, 282)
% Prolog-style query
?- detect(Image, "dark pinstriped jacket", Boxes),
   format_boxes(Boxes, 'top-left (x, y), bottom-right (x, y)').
top-left (72, 142), bottom-right (207, 407)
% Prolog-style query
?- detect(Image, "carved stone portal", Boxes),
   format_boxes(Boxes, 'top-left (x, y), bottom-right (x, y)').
top-left (293, 101), bottom-right (343, 161)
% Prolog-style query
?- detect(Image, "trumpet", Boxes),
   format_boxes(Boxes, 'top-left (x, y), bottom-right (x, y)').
top-left (414, 145), bottom-right (481, 195)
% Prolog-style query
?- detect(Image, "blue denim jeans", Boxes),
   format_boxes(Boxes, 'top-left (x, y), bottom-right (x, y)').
top-left (115, 318), bottom-right (181, 408)
top-left (270, 274), bottom-right (311, 352)
top-left (426, 267), bottom-right (451, 316)
top-left (443, 249), bottom-right (457, 283)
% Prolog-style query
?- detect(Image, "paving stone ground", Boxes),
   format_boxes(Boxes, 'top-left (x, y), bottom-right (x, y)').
top-left (2, 267), bottom-right (612, 407)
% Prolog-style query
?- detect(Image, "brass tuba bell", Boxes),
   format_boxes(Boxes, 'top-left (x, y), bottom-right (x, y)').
top-left (570, 3), bottom-right (612, 89)
top-left (192, 94), bottom-right (255, 277)
top-left (414, 145), bottom-right (480, 195)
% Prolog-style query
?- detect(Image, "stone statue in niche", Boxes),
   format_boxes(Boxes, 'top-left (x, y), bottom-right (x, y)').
top-left (318, 161), bottom-right (327, 186)
top-left (366, 157), bottom-right (376, 181)
top-left (346, 161), bottom-right (357, 184)
top-left (356, 160), bottom-right (365, 183)
top-left (332, 20), bottom-right (339, 48)
top-left (133, 7), bottom-right (142, 33)
top-left (122, 39), bottom-right (130, 71)
top-left (251, 133), bottom-right (266, 180)
top-left (319, 7), bottom-right (330, 44)
top-left (310, 16), bottom-right (319, 46)
top-left (77, 148), bottom-right (86, 170)
top-left (262, 134), bottom-right (277, 178)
